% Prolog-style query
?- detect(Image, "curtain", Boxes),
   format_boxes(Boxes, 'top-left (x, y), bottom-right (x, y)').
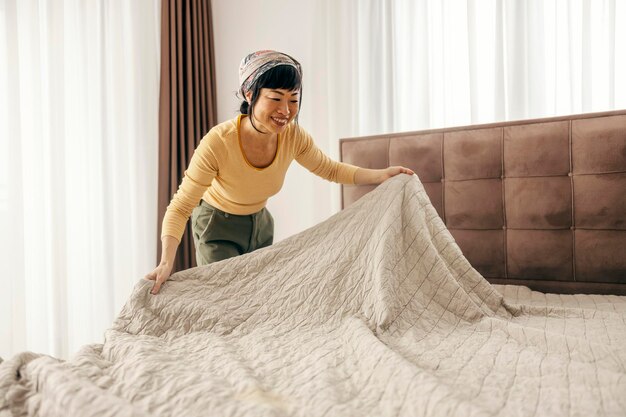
top-left (0, 0), bottom-right (160, 360)
top-left (319, 0), bottom-right (626, 144)
top-left (158, 0), bottom-right (217, 272)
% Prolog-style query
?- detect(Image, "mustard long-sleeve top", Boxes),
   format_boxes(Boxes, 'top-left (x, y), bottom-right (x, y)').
top-left (161, 114), bottom-right (359, 242)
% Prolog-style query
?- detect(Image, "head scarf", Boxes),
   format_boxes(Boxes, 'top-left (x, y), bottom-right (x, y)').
top-left (238, 50), bottom-right (302, 97)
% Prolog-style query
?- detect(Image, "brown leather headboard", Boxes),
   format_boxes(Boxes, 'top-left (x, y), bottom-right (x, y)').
top-left (340, 110), bottom-right (626, 295)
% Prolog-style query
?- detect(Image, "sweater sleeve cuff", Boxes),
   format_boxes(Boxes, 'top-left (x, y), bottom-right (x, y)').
top-left (340, 164), bottom-right (359, 185)
top-left (161, 212), bottom-right (186, 243)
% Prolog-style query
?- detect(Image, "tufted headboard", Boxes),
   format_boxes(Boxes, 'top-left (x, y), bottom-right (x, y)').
top-left (340, 110), bottom-right (626, 295)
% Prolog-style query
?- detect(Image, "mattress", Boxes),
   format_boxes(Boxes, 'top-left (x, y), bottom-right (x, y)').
top-left (1, 174), bottom-right (625, 416)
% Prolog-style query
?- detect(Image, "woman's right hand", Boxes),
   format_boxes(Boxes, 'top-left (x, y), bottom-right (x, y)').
top-left (145, 262), bottom-right (173, 295)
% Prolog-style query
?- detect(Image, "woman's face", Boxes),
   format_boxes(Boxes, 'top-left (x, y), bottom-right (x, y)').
top-left (247, 88), bottom-right (300, 134)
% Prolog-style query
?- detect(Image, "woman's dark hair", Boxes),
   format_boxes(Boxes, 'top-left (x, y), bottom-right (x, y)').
top-left (240, 64), bottom-right (302, 133)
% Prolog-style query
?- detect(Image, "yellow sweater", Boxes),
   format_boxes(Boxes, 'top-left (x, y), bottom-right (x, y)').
top-left (162, 115), bottom-right (359, 242)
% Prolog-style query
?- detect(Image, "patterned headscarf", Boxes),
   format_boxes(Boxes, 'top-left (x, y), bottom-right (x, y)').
top-left (238, 50), bottom-right (302, 97)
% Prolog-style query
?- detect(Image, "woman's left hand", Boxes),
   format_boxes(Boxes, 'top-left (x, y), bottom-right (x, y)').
top-left (354, 166), bottom-right (415, 185)
top-left (381, 166), bottom-right (415, 182)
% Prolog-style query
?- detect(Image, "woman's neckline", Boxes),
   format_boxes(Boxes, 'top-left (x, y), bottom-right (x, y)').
top-left (237, 114), bottom-right (280, 170)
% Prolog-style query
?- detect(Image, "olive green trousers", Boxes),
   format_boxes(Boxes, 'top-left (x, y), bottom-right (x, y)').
top-left (191, 200), bottom-right (274, 265)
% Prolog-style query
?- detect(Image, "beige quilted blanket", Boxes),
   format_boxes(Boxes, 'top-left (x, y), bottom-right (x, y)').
top-left (2, 175), bottom-right (625, 417)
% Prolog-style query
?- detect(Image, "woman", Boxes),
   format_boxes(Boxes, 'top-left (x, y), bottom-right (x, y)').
top-left (147, 50), bottom-right (414, 295)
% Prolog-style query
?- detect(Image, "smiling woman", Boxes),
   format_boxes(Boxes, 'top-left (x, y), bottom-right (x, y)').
top-left (146, 50), bottom-right (414, 294)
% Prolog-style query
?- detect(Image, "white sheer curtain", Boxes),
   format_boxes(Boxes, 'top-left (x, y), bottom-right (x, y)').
top-left (317, 0), bottom-right (626, 141)
top-left (0, 0), bottom-right (160, 360)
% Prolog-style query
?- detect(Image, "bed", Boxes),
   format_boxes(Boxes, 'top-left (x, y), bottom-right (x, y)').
top-left (1, 112), bottom-right (625, 417)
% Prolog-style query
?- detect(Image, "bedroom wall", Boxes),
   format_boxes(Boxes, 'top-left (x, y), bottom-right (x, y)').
top-left (212, 0), bottom-right (340, 243)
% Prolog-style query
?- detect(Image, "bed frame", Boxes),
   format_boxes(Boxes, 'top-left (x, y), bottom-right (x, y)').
top-left (340, 110), bottom-right (626, 295)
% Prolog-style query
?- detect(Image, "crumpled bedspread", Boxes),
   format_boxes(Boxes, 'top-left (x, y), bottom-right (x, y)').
top-left (1, 175), bottom-right (625, 417)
